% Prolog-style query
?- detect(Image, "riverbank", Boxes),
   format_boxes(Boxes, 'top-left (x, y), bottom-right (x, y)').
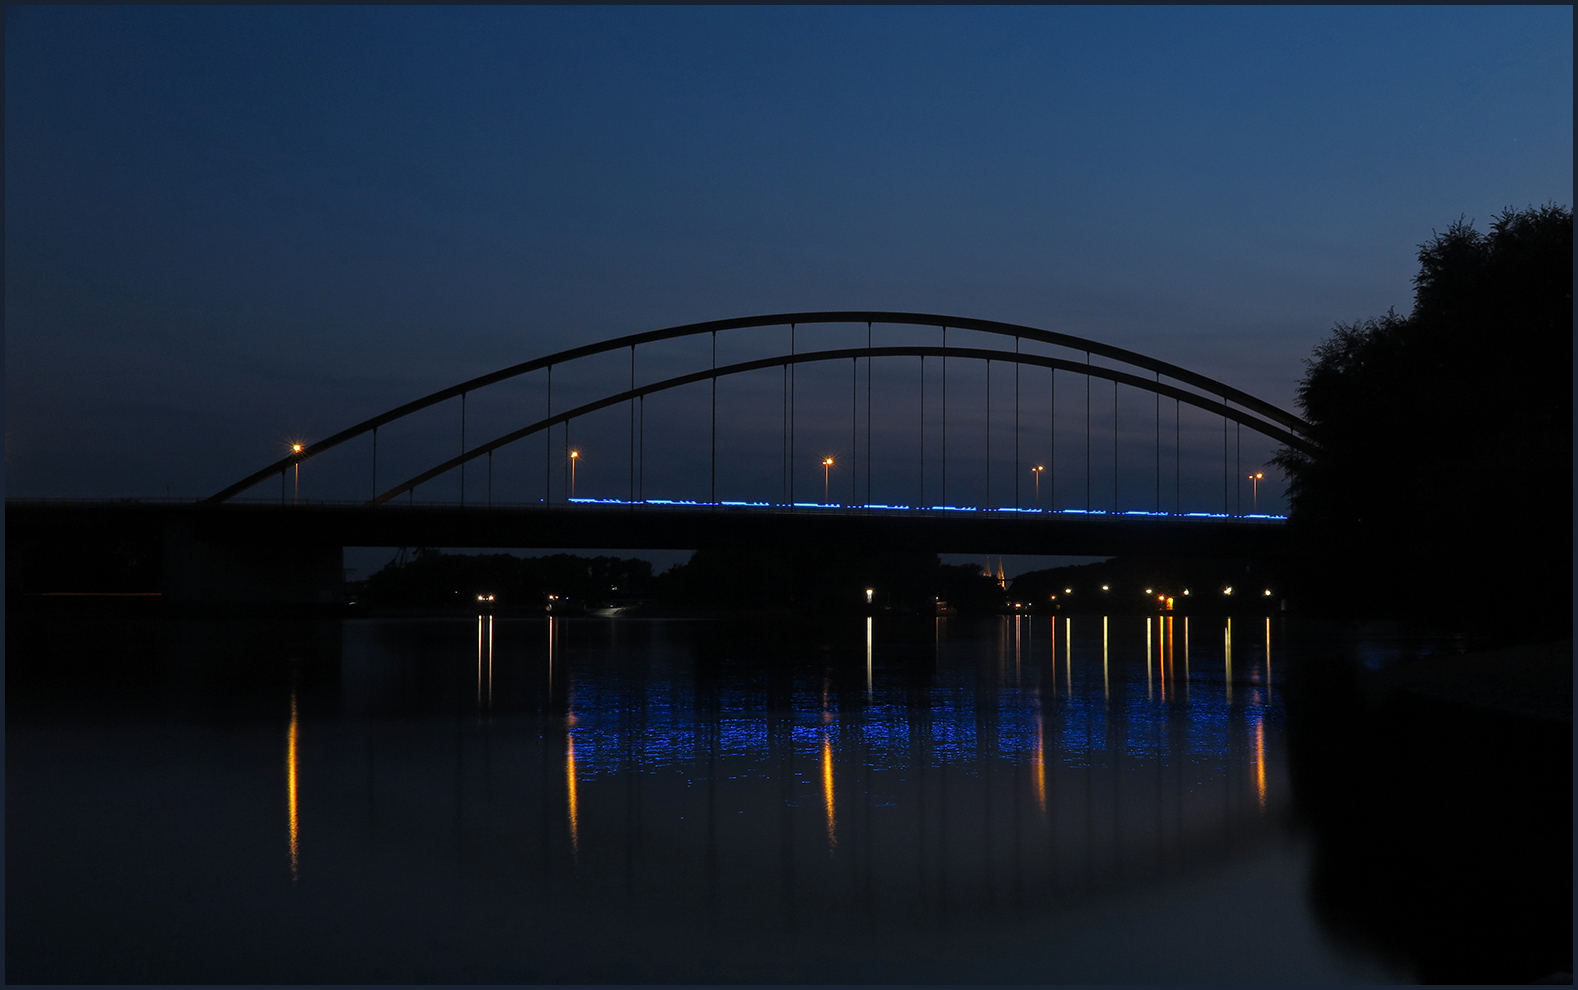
top-left (1378, 638), bottom-right (1572, 723)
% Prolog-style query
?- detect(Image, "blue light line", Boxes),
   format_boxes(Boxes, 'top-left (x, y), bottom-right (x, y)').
top-left (564, 496), bottom-right (1285, 520)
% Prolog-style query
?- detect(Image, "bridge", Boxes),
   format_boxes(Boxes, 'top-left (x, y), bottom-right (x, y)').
top-left (8, 312), bottom-right (1311, 603)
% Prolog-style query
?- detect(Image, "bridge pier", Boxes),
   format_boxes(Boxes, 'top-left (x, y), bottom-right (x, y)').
top-left (5, 503), bottom-right (344, 606)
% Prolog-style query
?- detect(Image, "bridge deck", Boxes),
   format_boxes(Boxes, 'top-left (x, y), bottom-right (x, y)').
top-left (8, 498), bottom-right (1286, 557)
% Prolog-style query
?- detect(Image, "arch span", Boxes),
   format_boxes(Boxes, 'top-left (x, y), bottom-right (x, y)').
top-left (208, 312), bottom-right (1313, 505)
top-left (375, 345), bottom-right (1313, 506)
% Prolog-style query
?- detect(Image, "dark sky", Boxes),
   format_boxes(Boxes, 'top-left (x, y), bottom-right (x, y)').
top-left (6, 6), bottom-right (1572, 516)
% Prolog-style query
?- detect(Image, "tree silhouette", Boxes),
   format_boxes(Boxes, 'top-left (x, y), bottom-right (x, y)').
top-left (1275, 205), bottom-right (1572, 629)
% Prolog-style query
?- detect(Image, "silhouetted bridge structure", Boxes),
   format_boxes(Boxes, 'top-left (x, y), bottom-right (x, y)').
top-left (9, 313), bottom-right (1311, 603)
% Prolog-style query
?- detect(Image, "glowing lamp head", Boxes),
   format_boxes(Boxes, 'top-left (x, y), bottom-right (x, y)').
top-left (865, 588), bottom-right (874, 603)
top-left (291, 443), bottom-right (304, 454)
top-left (1264, 589), bottom-right (1272, 596)
top-left (569, 450), bottom-right (578, 459)
top-left (1064, 588), bottom-right (1072, 594)
top-left (1223, 586), bottom-right (1233, 595)
top-left (823, 457), bottom-right (834, 466)
top-left (1101, 584), bottom-right (1109, 591)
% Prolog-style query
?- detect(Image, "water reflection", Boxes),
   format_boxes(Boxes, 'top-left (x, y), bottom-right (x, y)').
top-left (567, 729), bottom-right (579, 855)
top-left (477, 613), bottom-right (494, 710)
top-left (865, 616), bottom-right (873, 697)
top-left (20, 611), bottom-right (1476, 984)
top-left (326, 613), bottom-right (1293, 925)
top-left (820, 729), bottom-right (836, 852)
top-left (1225, 617), bottom-right (1234, 704)
top-left (1254, 716), bottom-right (1267, 809)
top-left (286, 689), bottom-right (299, 884)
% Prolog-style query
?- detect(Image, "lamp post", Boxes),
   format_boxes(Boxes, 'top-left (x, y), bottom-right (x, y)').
top-left (291, 443), bottom-right (304, 502)
top-left (823, 457), bottom-right (834, 503)
top-left (1248, 471), bottom-right (1264, 513)
top-left (569, 450), bottom-right (579, 498)
top-left (1032, 465), bottom-right (1044, 506)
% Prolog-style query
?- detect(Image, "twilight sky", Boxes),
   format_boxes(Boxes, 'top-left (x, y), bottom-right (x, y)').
top-left (6, 5), bottom-right (1572, 519)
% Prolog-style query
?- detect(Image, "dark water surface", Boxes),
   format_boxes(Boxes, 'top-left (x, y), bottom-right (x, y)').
top-left (7, 613), bottom-right (1567, 983)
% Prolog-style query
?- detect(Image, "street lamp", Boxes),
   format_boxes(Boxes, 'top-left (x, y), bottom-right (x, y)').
top-left (291, 443), bottom-right (304, 502)
top-left (1248, 471), bottom-right (1264, 513)
top-left (569, 449), bottom-right (579, 498)
top-left (823, 457), bottom-right (834, 503)
top-left (1031, 465), bottom-right (1044, 505)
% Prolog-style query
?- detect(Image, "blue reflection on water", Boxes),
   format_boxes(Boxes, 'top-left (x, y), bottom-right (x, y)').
top-left (545, 616), bottom-right (1281, 779)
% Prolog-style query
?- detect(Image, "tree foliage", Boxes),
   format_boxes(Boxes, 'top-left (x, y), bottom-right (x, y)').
top-left (1274, 205), bottom-right (1572, 626)
top-left (361, 549), bottom-right (654, 609)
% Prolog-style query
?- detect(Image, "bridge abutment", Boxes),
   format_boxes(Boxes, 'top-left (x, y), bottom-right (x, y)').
top-left (161, 519), bottom-right (344, 605)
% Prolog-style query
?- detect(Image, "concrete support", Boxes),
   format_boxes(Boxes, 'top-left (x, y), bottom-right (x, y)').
top-left (161, 520), bottom-right (343, 605)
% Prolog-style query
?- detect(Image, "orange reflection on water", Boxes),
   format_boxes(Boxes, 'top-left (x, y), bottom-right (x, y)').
top-left (821, 732), bottom-right (837, 852)
top-left (1253, 717), bottom-right (1266, 809)
top-left (287, 691), bottom-right (299, 884)
top-left (1033, 708), bottom-right (1047, 815)
top-left (566, 733), bottom-right (579, 854)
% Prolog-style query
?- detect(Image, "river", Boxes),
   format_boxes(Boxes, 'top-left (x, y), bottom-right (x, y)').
top-left (6, 612), bottom-right (1568, 983)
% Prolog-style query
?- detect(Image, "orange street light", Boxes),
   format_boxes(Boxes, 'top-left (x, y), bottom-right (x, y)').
top-left (1248, 471), bottom-right (1265, 513)
top-left (822, 457), bottom-right (835, 502)
top-left (1031, 465), bottom-right (1045, 505)
top-left (569, 449), bottom-right (580, 497)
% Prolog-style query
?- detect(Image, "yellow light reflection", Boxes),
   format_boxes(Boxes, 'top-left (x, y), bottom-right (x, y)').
top-left (865, 616), bottom-right (874, 697)
top-left (1155, 616), bottom-right (1165, 703)
top-left (1224, 618), bottom-right (1234, 704)
top-left (1264, 617), bottom-right (1272, 703)
top-left (287, 690), bottom-right (299, 885)
top-left (821, 731), bottom-right (837, 852)
top-left (566, 733), bottom-right (579, 854)
top-left (477, 614), bottom-right (485, 708)
top-left (1254, 717), bottom-right (1266, 809)
top-left (1102, 616), bottom-right (1109, 702)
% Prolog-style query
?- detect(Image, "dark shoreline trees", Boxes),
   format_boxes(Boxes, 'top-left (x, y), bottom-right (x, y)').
top-left (1274, 205), bottom-right (1572, 631)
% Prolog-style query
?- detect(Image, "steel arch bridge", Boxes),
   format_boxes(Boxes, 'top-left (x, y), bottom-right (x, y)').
top-left (208, 312), bottom-right (1313, 520)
